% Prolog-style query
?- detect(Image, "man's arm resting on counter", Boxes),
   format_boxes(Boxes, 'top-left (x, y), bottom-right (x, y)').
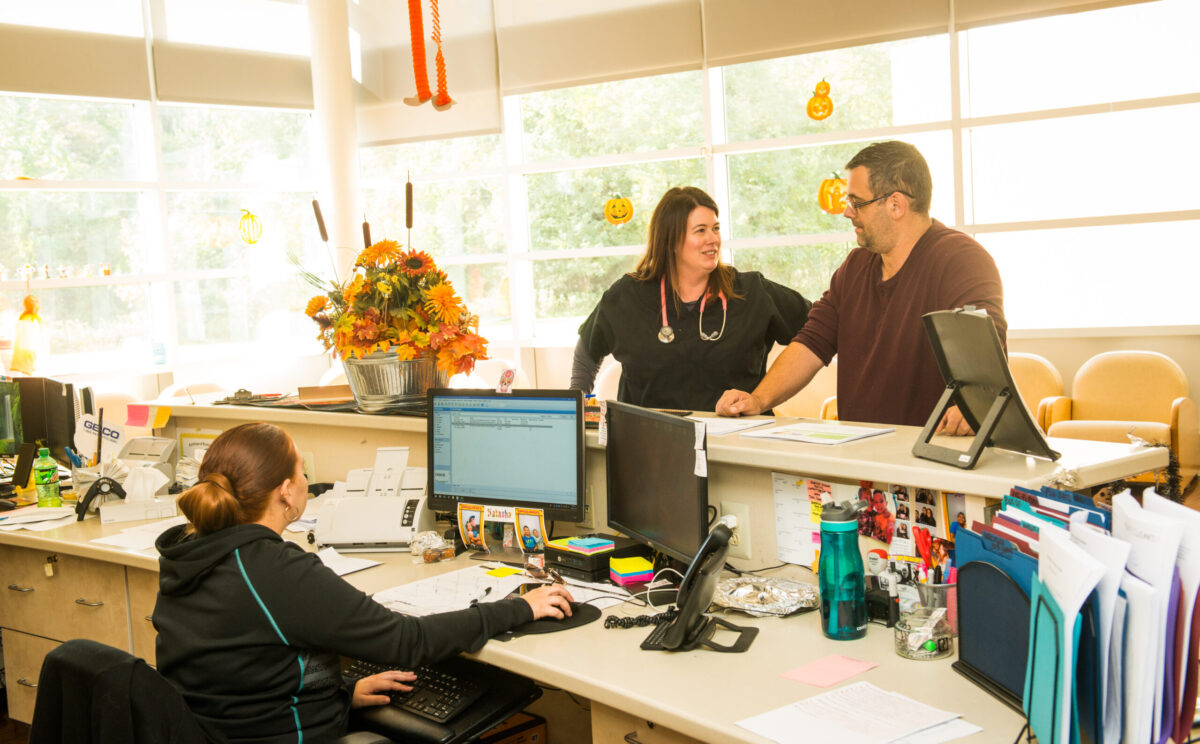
top-left (716, 342), bottom-right (825, 416)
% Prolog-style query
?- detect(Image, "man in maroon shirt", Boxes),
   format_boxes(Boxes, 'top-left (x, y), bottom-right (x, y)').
top-left (716, 141), bottom-right (1005, 431)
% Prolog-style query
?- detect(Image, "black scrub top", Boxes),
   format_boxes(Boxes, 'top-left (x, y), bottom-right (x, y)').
top-left (577, 270), bottom-right (810, 411)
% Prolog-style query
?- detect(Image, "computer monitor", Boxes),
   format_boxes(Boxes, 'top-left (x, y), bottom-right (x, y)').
top-left (605, 401), bottom-right (708, 565)
top-left (427, 389), bottom-right (585, 524)
top-left (15, 377), bottom-right (76, 466)
top-left (0, 380), bottom-right (21, 456)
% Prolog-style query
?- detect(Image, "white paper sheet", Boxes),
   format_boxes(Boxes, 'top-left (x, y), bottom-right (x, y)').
top-left (743, 422), bottom-right (895, 445)
top-left (772, 472), bottom-right (816, 566)
top-left (372, 565), bottom-right (529, 616)
top-left (1113, 490), bottom-right (1184, 742)
top-left (316, 547), bottom-right (382, 576)
top-left (0, 505), bottom-right (76, 525)
top-left (685, 415), bottom-right (773, 437)
top-left (1120, 572), bottom-right (1157, 744)
top-left (736, 682), bottom-right (959, 744)
top-left (1069, 511), bottom-right (1130, 742)
top-left (89, 515), bottom-right (189, 550)
top-left (1109, 592), bottom-right (1128, 744)
top-left (1038, 524), bottom-right (1107, 744)
top-left (0, 514), bottom-right (78, 532)
top-left (1143, 489), bottom-right (1200, 716)
top-left (890, 718), bottom-right (982, 743)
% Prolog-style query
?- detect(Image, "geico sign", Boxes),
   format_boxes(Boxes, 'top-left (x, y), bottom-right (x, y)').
top-left (82, 420), bottom-right (122, 439)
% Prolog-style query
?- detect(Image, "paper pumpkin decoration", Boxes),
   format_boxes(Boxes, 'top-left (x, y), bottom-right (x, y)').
top-left (817, 173), bottom-right (847, 215)
top-left (807, 80), bottom-right (834, 121)
top-left (239, 209), bottom-right (263, 244)
top-left (604, 195), bottom-right (634, 225)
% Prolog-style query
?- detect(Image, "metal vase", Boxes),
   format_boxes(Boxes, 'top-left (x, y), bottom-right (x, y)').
top-left (343, 350), bottom-right (447, 412)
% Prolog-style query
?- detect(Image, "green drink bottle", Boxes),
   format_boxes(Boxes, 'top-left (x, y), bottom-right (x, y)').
top-left (34, 447), bottom-right (62, 508)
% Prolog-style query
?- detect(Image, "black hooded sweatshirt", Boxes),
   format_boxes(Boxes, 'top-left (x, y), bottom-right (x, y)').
top-left (154, 523), bottom-right (533, 744)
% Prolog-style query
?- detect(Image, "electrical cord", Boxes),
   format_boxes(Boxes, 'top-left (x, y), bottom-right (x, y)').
top-left (725, 561), bottom-right (789, 575)
top-left (706, 505), bottom-right (717, 527)
top-left (603, 606), bottom-right (679, 629)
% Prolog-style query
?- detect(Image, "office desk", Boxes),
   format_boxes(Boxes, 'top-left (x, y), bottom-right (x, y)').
top-left (0, 518), bottom-right (1025, 743)
top-left (160, 402), bottom-right (1167, 569)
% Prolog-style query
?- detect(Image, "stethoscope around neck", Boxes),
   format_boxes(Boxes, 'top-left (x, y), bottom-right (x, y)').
top-left (657, 275), bottom-right (727, 344)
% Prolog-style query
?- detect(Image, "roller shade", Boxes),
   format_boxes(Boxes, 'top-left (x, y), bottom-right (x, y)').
top-left (153, 42), bottom-right (313, 108)
top-left (954, 0), bottom-right (1154, 28)
top-left (0, 23), bottom-right (150, 100)
top-left (495, 0), bottom-right (703, 96)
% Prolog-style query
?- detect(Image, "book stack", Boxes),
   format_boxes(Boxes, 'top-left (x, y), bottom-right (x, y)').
top-left (609, 556), bottom-right (654, 586)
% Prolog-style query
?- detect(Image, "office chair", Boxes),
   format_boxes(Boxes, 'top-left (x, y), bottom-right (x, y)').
top-left (1042, 350), bottom-right (1199, 485)
top-left (1007, 352), bottom-right (1064, 432)
top-left (28, 639), bottom-right (392, 744)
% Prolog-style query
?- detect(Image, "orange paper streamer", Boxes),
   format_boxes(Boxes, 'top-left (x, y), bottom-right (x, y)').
top-left (408, 0), bottom-right (432, 103)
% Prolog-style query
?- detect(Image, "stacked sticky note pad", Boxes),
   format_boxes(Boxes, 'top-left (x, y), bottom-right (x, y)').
top-left (567, 536), bottom-right (614, 554)
top-left (610, 556), bottom-right (655, 586)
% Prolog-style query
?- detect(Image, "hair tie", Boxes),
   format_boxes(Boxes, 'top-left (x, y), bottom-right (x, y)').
top-left (202, 477), bottom-right (236, 497)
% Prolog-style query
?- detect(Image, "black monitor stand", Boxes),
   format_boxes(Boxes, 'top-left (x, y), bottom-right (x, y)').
top-left (912, 308), bottom-right (1061, 470)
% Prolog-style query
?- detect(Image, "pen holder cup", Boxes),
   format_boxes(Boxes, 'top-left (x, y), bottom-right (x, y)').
top-left (914, 582), bottom-right (957, 635)
top-left (894, 607), bottom-right (954, 661)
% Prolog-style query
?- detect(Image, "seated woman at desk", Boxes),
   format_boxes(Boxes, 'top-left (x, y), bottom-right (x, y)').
top-left (154, 422), bottom-right (573, 744)
top-left (572, 186), bottom-right (811, 411)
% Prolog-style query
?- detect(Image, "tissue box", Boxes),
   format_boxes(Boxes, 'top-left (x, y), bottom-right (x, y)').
top-left (100, 497), bottom-right (178, 524)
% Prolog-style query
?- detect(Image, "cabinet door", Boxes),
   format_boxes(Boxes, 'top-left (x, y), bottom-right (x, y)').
top-left (2, 628), bottom-right (60, 724)
top-left (592, 702), bottom-right (706, 744)
top-left (0, 545), bottom-right (53, 634)
top-left (127, 567), bottom-right (159, 665)
top-left (39, 552), bottom-right (130, 648)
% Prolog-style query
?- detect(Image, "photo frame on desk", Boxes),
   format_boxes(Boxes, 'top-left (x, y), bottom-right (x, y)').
top-left (913, 308), bottom-right (1061, 470)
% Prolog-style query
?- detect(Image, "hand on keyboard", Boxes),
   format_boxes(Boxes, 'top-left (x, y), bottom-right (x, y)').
top-left (350, 669), bottom-right (418, 709)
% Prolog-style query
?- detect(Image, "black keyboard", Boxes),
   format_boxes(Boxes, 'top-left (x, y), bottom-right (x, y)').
top-left (343, 658), bottom-right (485, 724)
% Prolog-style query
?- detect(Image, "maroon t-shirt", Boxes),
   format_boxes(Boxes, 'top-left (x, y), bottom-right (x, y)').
top-left (793, 220), bottom-right (1006, 427)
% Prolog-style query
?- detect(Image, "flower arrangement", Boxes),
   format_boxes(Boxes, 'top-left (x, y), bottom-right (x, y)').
top-left (304, 240), bottom-right (487, 375)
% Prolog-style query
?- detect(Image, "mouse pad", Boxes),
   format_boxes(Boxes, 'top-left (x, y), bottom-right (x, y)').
top-left (504, 602), bottom-right (602, 637)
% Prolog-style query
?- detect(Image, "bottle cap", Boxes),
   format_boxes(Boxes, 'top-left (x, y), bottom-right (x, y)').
top-left (821, 498), bottom-right (869, 525)
top-left (37, 447), bottom-right (50, 457)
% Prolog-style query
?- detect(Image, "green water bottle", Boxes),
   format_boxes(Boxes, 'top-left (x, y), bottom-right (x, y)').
top-left (34, 447), bottom-right (62, 508)
top-left (818, 500), bottom-right (868, 640)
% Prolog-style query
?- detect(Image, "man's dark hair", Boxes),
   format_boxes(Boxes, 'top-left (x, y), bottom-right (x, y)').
top-left (845, 141), bottom-right (932, 215)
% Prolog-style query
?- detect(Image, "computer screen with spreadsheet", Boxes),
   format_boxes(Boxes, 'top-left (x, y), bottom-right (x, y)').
top-left (427, 389), bottom-right (585, 523)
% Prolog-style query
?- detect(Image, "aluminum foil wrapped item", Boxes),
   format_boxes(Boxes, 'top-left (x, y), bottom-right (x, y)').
top-left (713, 576), bottom-right (820, 617)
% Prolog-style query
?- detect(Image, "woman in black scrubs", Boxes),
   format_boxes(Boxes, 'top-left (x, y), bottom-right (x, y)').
top-left (572, 186), bottom-right (811, 411)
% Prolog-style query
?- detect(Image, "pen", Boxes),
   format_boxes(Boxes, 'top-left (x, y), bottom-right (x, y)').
top-left (470, 586), bottom-right (492, 606)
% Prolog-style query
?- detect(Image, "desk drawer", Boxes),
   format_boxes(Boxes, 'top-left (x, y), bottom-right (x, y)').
top-left (128, 567), bottom-right (159, 665)
top-left (0, 545), bottom-right (129, 647)
top-left (2, 628), bottom-right (60, 724)
top-left (592, 702), bottom-right (705, 744)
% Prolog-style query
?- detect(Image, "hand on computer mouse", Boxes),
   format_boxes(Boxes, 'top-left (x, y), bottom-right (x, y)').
top-left (521, 584), bottom-right (575, 620)
top-left (351, 670), bottom-right (417, 709)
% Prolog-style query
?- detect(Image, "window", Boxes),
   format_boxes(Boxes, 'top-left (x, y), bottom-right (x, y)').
top-left (359, 0), bottom-right (1198, 342)
top-left (0, 0), bottom-right (143, 37)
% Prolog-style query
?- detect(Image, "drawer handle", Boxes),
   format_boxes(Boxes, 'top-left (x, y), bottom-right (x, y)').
top-left (7, 584), bottom-right (34, 592)
top-left (624, 734), bottom-right (644, 743)
top-left (145, 615), bottom-right (154, 622)
top-left (17, 678), bottom-right (38, 688)
top-left (75, 598), bottom-right (104, 607)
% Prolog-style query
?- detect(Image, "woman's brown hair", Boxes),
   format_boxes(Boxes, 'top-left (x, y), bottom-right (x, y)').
top-left (630, 186), bottom-right (741, 310)
top-left (178, 422), bottom-right (299, 535)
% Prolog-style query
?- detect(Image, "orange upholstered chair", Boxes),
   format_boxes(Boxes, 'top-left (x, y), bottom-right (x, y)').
top-left (1007, 352), bottom-right (1064, 432)
top-left (1043, 350), bottom-right (1199, 482)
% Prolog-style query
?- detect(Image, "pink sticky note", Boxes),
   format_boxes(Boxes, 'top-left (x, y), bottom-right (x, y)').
top-left (126, 404), bottom-right (150, 427)
top-left (783, 654), bottom-right (878, 687)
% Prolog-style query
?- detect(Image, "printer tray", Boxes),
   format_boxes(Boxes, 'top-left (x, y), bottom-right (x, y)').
top-left (350, 656), bottom-right (541, 744)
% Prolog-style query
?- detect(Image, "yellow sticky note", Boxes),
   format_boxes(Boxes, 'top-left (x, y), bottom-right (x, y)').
top-left (486, 566), bottom-right (523, 578)
top-left (810, 502), bottom-right (823, 523)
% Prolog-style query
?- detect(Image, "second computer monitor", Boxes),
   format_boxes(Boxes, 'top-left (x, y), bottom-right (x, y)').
top-left (427, 389), bottom-right (585, 524)
top-left (605, 401), bottom-right (708, 565)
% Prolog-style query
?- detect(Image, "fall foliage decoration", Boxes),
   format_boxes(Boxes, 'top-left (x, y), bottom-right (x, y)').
top-left (604, 195), bottom-right (634, 225)
top-left (11, 294), bottom-right (42, 374)
top-left (239, 209), bottom-right (263, 244)
top-left (807, 80), bottom-right (834, 121)
top-left (303, 240), bottom-right (487, 375)
top-left (817, 173), bottom-right (848, 215)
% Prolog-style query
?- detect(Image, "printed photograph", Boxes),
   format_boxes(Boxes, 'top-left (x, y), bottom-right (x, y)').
top-left (515, 507), bottom-right (547, 553)
top-left (457, 504), bottom-right (486, 551)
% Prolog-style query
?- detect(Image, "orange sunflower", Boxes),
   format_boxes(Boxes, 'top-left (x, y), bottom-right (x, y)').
top-left (305, 295), bottom-right (328, 317)
top-left (356, 239), bottom-right (404, 269)
top-left (424, 283), bottom-right (463, 324)
top-left (399, 249), bottom-right (435, 276)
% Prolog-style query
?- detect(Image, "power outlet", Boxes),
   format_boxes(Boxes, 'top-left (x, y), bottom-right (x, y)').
top-left (301, 451), bottom-right (316, 482)
top-left (720, 501), bottom-right (752, 560)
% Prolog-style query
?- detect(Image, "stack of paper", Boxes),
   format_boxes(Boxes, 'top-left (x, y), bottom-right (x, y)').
top-left (610, 556), bottom-right (654, 586)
